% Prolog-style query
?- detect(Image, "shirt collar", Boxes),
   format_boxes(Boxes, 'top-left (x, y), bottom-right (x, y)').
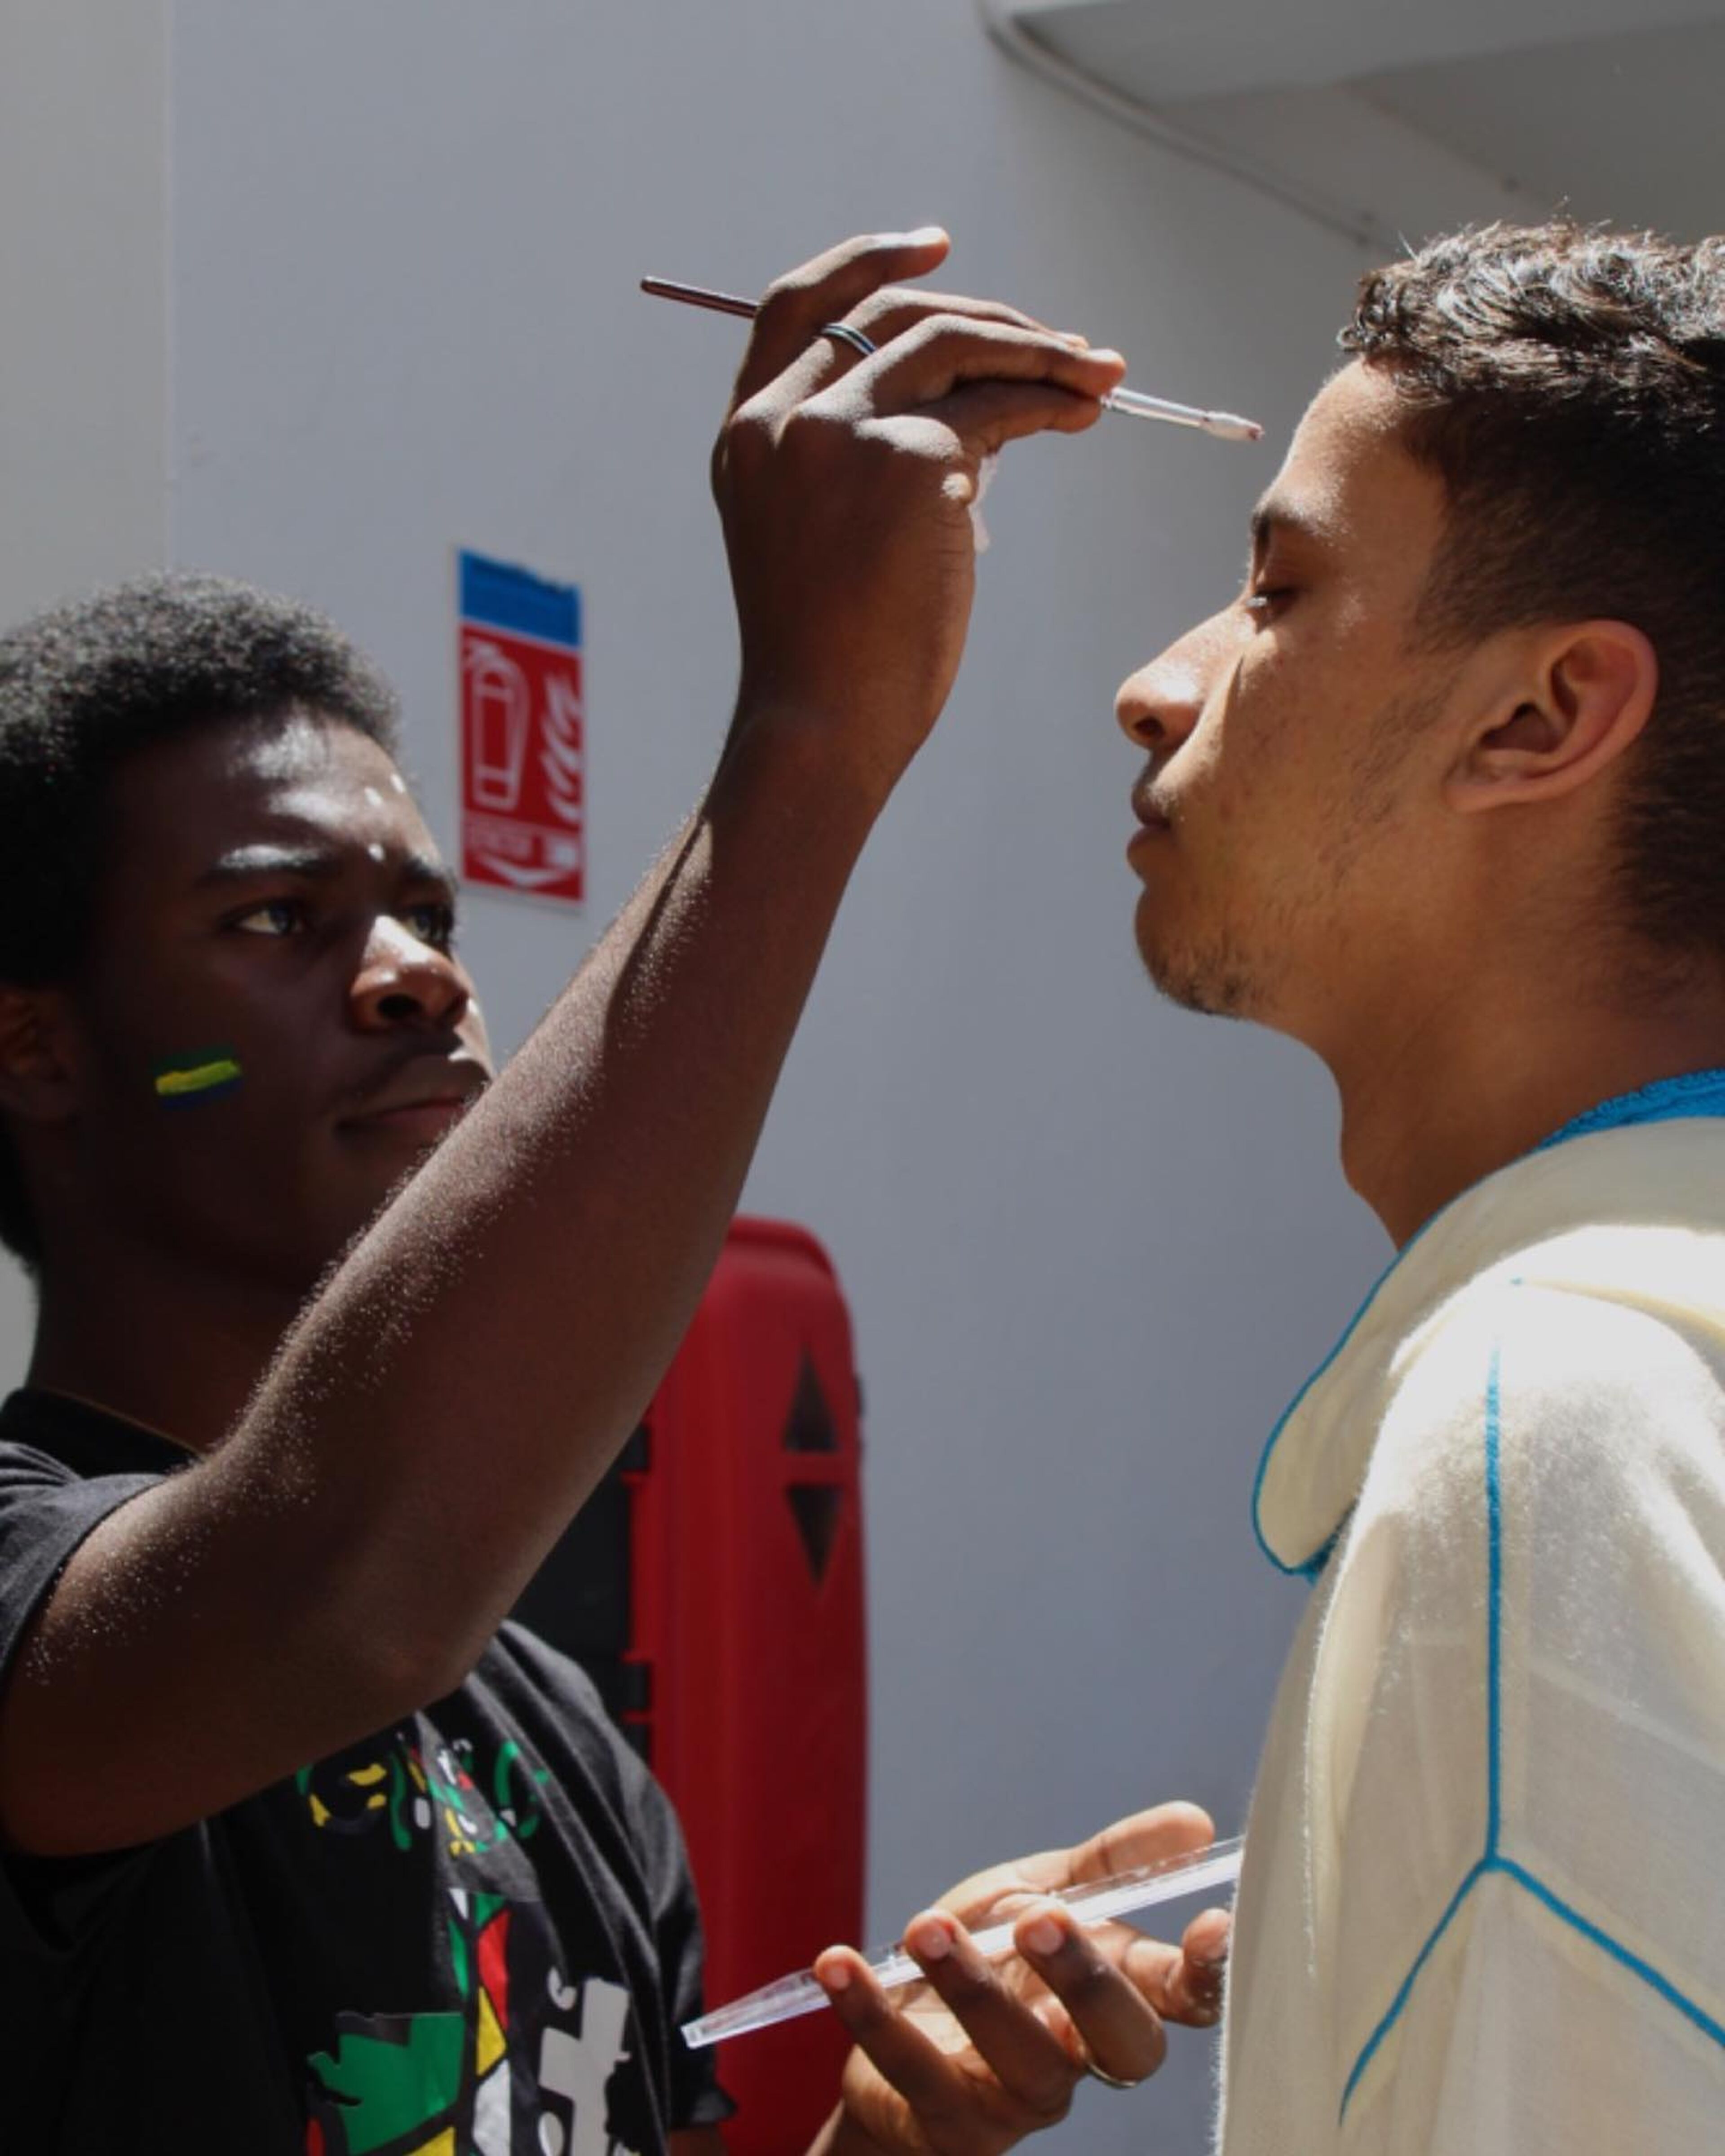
top-left (0, 1387), bottom-right (190, 1479)
top-left (1253, 1069), bottom-right (1725, 1577)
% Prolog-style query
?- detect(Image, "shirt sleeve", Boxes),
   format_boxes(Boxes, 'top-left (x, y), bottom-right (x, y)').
top-left (0, 1443), bottom-right (159, 1671)
top-left (1331, 1281), bottom-right (1725, 2152)
top-left (0, 1445), bottom-right (164, 1947)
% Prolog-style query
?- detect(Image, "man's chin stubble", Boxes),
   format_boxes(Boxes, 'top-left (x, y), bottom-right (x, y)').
top-left (1137, 933), bottom-right (1260, 1021)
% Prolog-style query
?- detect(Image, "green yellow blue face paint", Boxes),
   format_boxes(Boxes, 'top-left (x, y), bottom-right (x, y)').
top-left (151, 1046), bottom-right (243, 1107)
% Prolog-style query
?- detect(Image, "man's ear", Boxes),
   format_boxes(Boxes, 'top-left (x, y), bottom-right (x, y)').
top-left (0, 987), bottom-right (80, 1125)
top-left (1446, 619), bottom-right (1657, 815)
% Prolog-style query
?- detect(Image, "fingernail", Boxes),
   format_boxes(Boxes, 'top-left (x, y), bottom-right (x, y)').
top-left (1192, 1915), bottom-right (1233, 1966)
top-left (910, 1915), bottom-right (952, 1961)
top-left (1088, 347), bottom-right (1125, 367)
top-left (1060, 332), bottom-right (1092, 349)
top-left (1024, 1915), bottom-right (1063, 1956)
top-left (902, 225), bottom-right (947, 246)
top-left (818, 1956), bottom-right (852, 1994)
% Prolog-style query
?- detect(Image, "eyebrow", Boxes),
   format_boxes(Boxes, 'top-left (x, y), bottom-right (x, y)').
top-left (1248, 496), bottom-right (1331, 556)
top-left (195, 843), bottom-right (458, 902)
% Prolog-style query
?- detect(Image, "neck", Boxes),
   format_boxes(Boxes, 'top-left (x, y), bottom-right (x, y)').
top-left (26, 1229), bottom-right (308, 1455)
top-left (1324, 952), bottom-right (1725, 1246)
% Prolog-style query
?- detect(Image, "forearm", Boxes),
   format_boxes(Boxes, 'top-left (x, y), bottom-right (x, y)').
top-left (228, 710), bottom-right (885, 1681)
top-left (1, 234), bottom-right (1122, 1856)
top-left (144, 233), bottom-right (1119, 1700)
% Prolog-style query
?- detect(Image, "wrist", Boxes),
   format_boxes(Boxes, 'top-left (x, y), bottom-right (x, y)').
top-left (713, 693), bottom-right (900, 851)
top-left (803, 2103), bottom-right (889, 2156)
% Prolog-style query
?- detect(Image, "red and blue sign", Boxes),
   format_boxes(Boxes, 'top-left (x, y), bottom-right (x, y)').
top-left (458, 549), bottom-right (585, 905)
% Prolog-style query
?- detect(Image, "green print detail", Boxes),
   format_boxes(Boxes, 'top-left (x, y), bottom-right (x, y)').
top-left (307, 2012), bottom-right (464, 2155)
top-left (151, 1046), bottom-right (242, 1105)
top-left (422, 1740), bottom-right (552, 1859)
top-left (305, 1894), bottom-right (649, 2156)
top-left (386, 1749), bottom-right (412, 1853)
top-left (494, 1741), bottom-right (549, 1842)
top-left (297, 1734), bottom-right (553, 1859)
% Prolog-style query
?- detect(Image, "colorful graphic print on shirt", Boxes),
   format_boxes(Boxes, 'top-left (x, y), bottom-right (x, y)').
top-left (296, 1731), bottom-right (552, 1859)
top-left (304, 1887), bottom-right (640, 2156)
top-left (297, 1731), bottom-right (645, 2156)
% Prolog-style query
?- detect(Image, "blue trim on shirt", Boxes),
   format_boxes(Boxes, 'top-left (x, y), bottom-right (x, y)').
top-left (1342, 1856), bottom-right (1725, 2119)
top-left (1493, 1857), bottom-right (1725, 2055)
top-left (1252, 1068), bottom-right (1725, 1577)
top-left (1483, 1343), bottom-right (1503, 1856)
top-left (1340, 1859), bottom-right (1491, 2116)
top-left (1534, 1067), bottom-right (1725, 1153)
top-left (1339, 1310), bottom-right (1725, 2120)
top-left (1249, 1227), bottom-right (1438, 1577)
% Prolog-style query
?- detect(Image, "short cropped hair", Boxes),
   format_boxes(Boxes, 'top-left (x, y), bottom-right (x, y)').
top-left (1341, 221), bottom-right (1725, 963)
top-left (0, 573), bottom-right (400, 1265)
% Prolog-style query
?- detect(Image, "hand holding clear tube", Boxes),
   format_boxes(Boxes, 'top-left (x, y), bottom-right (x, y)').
top-left (686, 1833), bottom-right (1244, 2046)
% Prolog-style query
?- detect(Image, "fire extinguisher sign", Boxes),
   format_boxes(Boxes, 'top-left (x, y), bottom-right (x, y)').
top-left (457, 548), bottom-right (585, 905)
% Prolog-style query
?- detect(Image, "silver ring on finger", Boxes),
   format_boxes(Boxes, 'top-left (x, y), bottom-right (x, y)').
top-left (1080, 2053), bottom-right (1146, 2093)
top-left (818, 321), bottom-right (877, 360)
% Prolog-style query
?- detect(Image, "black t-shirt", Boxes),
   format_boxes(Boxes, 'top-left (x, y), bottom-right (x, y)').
top-left (0, 1390), bottom-right (732, 2155)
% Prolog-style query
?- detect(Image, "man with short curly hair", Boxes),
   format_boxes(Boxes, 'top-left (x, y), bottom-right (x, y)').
top-left (1116, 221), bottom-right (1725, 2150)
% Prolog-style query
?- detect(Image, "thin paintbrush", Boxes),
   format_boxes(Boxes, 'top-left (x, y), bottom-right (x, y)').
top-left (641, 275), bottom-right (1262, 443)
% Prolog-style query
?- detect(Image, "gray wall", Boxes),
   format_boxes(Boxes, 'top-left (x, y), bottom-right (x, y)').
top-left (165, 17), bottom-right (1392, 2145)
top-left (0, 0), bottom-right (169, 621)
top-left (2, 3), bottom-right (1571, 2145)
top-left (0, 0), bottom-right (172, 1370)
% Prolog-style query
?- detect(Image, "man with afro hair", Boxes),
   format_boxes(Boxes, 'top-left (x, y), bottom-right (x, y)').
top-left (0, 234), bottom-right (1221, 2156)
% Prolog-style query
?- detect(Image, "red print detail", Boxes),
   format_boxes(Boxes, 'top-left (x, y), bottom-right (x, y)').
top-left (478, 1909), bottom-right (512, 2025)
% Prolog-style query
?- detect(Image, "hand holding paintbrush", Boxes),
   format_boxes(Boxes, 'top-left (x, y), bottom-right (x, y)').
top-left (704, 228), bottom-right (1149, 799)
top-left (646, 264), bottom-right (1260, 441)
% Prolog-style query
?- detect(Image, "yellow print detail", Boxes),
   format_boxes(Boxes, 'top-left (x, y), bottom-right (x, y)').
top-left (296, 1734), bottom-right (551, 1856)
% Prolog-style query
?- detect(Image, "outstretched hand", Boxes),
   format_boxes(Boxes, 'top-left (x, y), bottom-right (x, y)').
top-left (712, 230), bottom-right (1124, 805)
top-left (805, 1803), bottom-right (1231, 2156)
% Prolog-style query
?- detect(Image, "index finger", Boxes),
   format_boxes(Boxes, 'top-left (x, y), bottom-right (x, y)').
top-left (942, 1802), bottom-right (1217, 1922)
top-left (729, 228), bottom-right (951, 408)
top-left (1061, 1801), bottom-right (1217, 1891)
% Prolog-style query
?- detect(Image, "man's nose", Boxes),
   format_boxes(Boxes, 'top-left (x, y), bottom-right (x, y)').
top-left (350, 917), bottom-right (473, 1034)
top-left (1115, 613), bottom-right (1228, 751)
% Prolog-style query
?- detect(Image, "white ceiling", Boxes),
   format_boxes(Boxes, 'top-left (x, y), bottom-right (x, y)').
top-left (997, 0), bottom-right (1725, 244)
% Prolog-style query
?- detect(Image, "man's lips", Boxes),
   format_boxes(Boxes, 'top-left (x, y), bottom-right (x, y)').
top-left (1129, 778), bottom-right (1173, 859)
top-left (338, 1056), bottom-right (490, 1138)
top-left (1131, 774), bottom-right (1172, 831)
top-left (347, 1099), bottom-right (468, 1142)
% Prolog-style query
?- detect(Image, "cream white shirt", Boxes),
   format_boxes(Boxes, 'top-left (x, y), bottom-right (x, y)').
top-left (1217, 1101), bottom-right (1725, 2154)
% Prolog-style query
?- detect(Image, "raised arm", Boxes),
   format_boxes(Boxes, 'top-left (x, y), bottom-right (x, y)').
top-left (0, 232), bottom-right (1124, 1855)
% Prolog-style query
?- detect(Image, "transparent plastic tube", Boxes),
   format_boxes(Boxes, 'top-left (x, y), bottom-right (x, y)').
top-left (683, 1834), bottom-right (1244, 2047)
top-left (1102, 385), bottom-right (1261, 440)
